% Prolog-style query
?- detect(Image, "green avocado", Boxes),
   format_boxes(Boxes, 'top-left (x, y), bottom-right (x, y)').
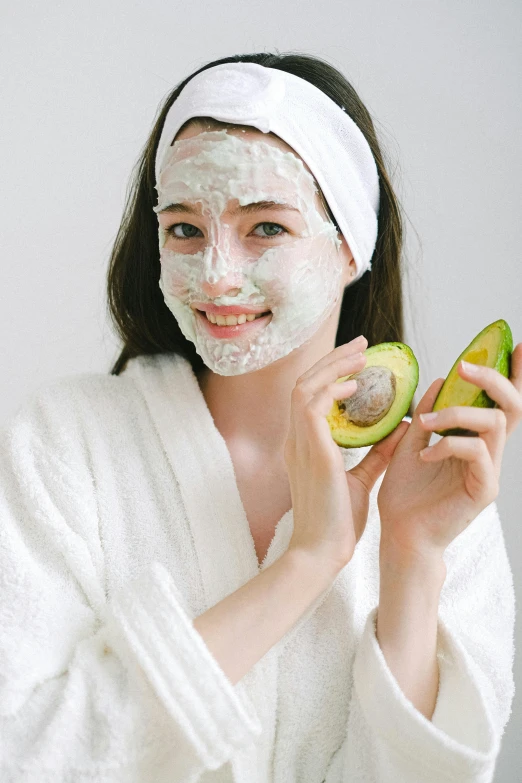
top-left (432, 319), bottom-right (513, 436)
top-left (326, 342), bottom-right (419, 448)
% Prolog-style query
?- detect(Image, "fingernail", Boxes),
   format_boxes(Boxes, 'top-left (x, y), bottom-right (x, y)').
top-left (420, 412), bottom-right (438, 423)
top-left (461, 360), bottom-right (478, 374)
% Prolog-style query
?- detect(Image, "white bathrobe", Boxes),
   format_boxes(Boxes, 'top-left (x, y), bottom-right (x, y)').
top-left (0, 352), bottom-right (515, 783)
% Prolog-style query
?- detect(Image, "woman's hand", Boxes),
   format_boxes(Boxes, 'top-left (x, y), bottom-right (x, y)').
top-left (377, 343), bottom-right (522, 560)
top-left (285, 335), bottom-right (407, 575)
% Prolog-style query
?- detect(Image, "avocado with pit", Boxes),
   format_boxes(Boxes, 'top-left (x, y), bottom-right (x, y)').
top-left (327, 342), bottom-right (419, 448)
top-left (432, 319), bottom-right (513, 436)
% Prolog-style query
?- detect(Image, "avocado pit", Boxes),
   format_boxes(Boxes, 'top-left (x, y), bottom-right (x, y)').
top-left (338, 366), bottom-right (397, 427)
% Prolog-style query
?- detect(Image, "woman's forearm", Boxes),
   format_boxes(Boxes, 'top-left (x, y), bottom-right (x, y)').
top-left (377, 536), bottom-right (447, 720)
top-left (193, 548), bottom-right (337, 685)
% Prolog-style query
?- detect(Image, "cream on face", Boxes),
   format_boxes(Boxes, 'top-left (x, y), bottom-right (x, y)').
top-left (154, 129), bottom-right (344, 375)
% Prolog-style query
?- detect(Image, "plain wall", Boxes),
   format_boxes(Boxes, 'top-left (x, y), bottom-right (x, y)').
top-left (2, 1), bottom-right (521, 778)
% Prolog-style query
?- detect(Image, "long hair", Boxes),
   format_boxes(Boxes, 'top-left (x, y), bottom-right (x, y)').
top-left (107, 51), bottom-right (406, 380)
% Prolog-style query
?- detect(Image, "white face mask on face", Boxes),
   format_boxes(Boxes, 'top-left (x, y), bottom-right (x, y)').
top-left (153, 129), bottom-right (344, 376)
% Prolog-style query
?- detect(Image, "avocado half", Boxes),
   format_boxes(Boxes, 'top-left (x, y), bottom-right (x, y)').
top-left (326, 342), bottom-right (419, 448)
top-left (432, 319), bottom-right (513, 436)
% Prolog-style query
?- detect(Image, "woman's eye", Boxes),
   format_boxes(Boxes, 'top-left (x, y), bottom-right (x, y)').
top-left (252, 222), bottom-right (288, 238)
top-left (166, 223), bottom-right (203, 239)
top-left (165, 222), bottom-right (288, 240)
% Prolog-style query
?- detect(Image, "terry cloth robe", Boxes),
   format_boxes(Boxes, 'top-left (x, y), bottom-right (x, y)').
top-left (0, 352), bottom-right (515, 783)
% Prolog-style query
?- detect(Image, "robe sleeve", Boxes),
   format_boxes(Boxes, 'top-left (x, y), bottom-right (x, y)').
top-left (0, 382), bottom-right (261, 782)
top-left (324, 500), bottom-right (515, 783)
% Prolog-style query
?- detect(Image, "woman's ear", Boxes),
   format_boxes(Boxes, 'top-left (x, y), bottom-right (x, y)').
top-left (338, 234), bottom-right (356, 286)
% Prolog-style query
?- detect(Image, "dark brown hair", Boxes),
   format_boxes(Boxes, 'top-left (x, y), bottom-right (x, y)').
top-left (107, 51), bottom-right (406, 378)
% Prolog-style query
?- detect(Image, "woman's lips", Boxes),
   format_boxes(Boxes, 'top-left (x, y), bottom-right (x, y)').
top-left (195, 308), bottom-right (272, 338)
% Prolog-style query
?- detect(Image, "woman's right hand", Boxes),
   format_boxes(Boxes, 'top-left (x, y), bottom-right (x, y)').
top-left (284, 335), bottom-right (408, 576)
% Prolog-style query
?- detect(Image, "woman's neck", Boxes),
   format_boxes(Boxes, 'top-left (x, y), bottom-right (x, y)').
top-left (195, 311), bottom-right (341, 459)
top-left (197, 364), bottom-right (295, 457)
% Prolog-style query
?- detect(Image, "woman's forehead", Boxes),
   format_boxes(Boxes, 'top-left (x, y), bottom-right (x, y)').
top-left (172, 123), bottom-right (316, 180)
top-left (158, 125), bottom-right (330, 224)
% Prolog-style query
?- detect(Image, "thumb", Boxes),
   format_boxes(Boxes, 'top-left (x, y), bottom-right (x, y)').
top-left (407, 377), bottom-right (446, 451)
top-left (349, 420), bottom-right (410, 492)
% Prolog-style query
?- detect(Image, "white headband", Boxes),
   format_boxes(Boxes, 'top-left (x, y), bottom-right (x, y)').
top-left (155, 61), bottom-right (380, 281)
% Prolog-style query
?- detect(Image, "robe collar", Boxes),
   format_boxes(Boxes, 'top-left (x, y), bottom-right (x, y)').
top-left (125, 352), bottom-right (366, 612)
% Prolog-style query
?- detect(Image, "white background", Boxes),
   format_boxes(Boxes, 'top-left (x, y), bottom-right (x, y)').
top-left (2, 1), bottom-right (521, 778)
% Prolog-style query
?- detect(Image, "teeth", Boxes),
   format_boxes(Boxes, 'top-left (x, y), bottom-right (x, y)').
top-left (203, 311), bottom-right (266, 325)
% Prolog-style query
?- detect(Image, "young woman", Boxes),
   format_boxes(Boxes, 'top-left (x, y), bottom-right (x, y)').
top-left (1, 52), bottom-right (521, 783)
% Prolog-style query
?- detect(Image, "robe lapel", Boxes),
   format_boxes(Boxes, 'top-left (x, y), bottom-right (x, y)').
top-left (125, 353), bottom-right (292, 612)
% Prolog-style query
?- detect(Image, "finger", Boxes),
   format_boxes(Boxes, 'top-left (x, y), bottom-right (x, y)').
top-left (458, 355), bottom-right (522, 437)
top-left (297, 335), bottom-right (368, 386)
top-left (419, 436), bottom-right (499, 504)
top-left (294, 379), bottom-right (358, 462)
top-left (307, 378), bottom-right (358, 419)
top-left (349, 420), bottom-right (410, 492)
top-left (294, 380), bottom-right (359, 474)
top-left (403, 377), bottom-right (446, 451)
top-left (291, 354), bottom-right (362, 465)
top-left (419, 406), bottom-right (507, 472)
top-left (508, 342), bottom-right (522, 393)
top-left (373, 418), bottom-right (410, 460)
top-left (297, 352), bottom-right (367, 404)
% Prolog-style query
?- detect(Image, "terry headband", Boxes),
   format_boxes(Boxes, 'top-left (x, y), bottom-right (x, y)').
top-left (154, 61), bottom-right (380, 281)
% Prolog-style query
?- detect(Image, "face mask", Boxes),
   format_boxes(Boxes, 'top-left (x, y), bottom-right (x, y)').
top-left (153, 129), bottom-right (344, 376)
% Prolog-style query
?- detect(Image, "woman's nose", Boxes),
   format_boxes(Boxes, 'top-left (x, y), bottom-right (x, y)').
top-left (200, 272), bottom-right (242, 300)
top-left (200, 244), bottom-right (244, 299)
top-left (201, 269), bottom-right (243, 299)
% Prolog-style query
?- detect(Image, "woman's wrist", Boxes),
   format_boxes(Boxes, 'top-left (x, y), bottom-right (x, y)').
top-left (285, 543), bottom-right (347, 585)
top-left (379, 527), bottom-right (447, 582)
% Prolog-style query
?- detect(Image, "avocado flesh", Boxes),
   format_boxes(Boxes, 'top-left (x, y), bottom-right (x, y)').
top-left (327, 342), bottom-right (419, 448)
top-left (432, 319), bottom-right (513, 436)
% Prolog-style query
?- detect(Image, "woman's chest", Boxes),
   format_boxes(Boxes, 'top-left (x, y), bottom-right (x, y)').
top-left (230, 453), bottom-right (293, 566)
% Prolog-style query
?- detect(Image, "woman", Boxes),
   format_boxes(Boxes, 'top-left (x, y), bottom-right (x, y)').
top-left (1, 52), bottom-right (520, 782)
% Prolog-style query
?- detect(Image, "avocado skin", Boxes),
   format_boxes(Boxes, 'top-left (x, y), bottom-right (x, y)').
top-left (433, 319), bottom-right (513, 437)
top-left (328, 342), bottom-right (419, 448)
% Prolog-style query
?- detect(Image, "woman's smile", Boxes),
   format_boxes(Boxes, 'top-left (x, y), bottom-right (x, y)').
top-left (195, 307), bottom-right (273, 338)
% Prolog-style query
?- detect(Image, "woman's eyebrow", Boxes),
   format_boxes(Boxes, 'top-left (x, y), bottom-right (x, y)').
top-left (158, 200), bottom-right (300, 216)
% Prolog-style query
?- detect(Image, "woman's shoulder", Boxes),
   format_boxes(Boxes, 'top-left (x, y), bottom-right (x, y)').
top-left (1, 352), bottom-right (191, 458)
top-left (3, 370), bottom-right (132, 436)
top-left (3, 353), bottom-right (187, 433)
top-left (1, 364), bottom-right (158, 470)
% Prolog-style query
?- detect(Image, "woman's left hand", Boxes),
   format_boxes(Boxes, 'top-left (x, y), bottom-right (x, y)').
top-left (377, 343), bottom-right (522, 559)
